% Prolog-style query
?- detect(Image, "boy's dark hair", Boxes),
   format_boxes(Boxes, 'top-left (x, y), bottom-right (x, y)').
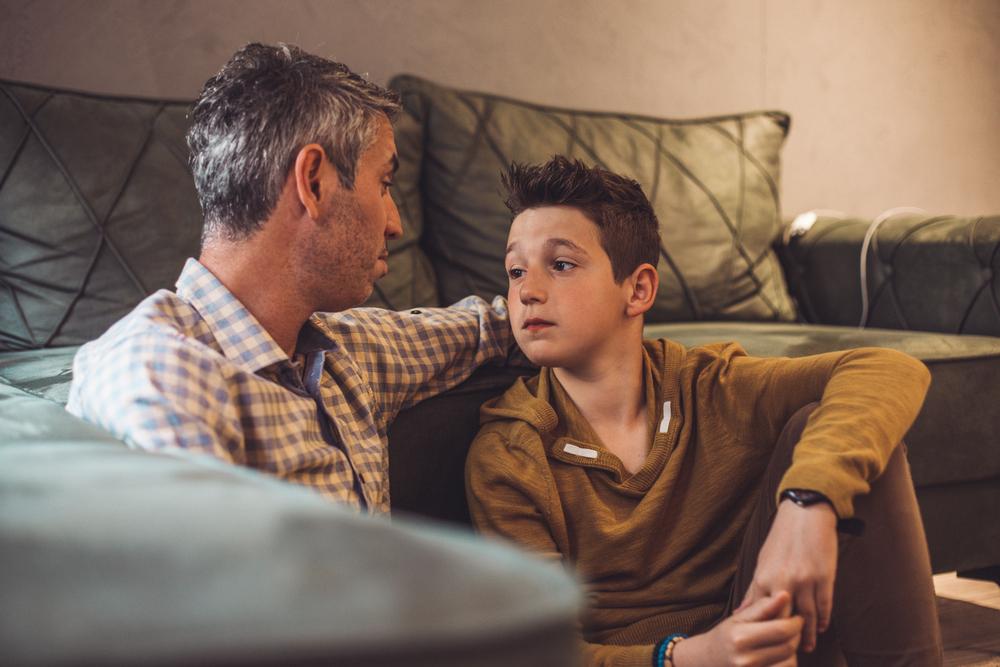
top-left (501, 156), bottom-right (661, 282)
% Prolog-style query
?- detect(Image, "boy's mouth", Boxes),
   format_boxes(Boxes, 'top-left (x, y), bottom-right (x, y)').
top-left (522, 318), bottom-right (555, 331)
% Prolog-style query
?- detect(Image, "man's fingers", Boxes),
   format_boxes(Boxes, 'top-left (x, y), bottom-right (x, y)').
top-left (795, 588), bottom-right (818, 653)
top-left (816, 580), bottom-right (834, 633)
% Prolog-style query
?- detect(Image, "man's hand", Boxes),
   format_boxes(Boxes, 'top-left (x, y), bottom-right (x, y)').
top-left (738, 499), bottom-right (838, 653)
top-left (673, 591), bottom-right (802, 666)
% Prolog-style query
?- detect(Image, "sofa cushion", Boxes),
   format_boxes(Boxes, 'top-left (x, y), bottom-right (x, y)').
top-left (0, 383), bottom-right (579, 666)
top-left (0, 79), bottom-right (437, 353)
top-left (390, 74), bottom-right (797, 323)
top-left (0, 80), bottom-right (202, 351)
top-left (781, 214), bottom-right (1000, 336)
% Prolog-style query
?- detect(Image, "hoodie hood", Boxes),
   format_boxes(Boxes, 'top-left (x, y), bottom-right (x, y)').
top-left (480, 372), bottom-right (561, 433)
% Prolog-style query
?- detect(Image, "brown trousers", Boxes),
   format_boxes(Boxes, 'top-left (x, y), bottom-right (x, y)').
top-left (724, 403), bottom-right (943, 666)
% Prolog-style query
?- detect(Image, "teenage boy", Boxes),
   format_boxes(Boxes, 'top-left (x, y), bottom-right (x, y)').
top-left (466, 157), bottom-right (942, 666)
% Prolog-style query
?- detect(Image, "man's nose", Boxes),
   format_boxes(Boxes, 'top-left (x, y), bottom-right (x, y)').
top-left (385, 196), bottom-right (403, 240)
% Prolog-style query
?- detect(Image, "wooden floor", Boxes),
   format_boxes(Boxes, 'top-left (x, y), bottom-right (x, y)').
top-left (935, 572), bottom-right (1000, 666)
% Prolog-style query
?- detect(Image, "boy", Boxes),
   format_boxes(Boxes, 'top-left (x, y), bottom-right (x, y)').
top-left (465, 157), bottom-right (941, 666)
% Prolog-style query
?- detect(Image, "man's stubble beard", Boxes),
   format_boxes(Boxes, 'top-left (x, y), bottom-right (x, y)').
top-left (299, 195), bottom-right (374, 314)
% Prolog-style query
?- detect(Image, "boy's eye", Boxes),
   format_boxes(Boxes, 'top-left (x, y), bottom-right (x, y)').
top-left (508, 267), bottom-right (524, 279)
top-left (553, 260), bottom-right (575, 272)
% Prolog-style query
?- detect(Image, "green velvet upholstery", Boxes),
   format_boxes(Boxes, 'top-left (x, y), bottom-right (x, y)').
top-left (0, 81), bottom-right (202, 351)
top-left (0, 380), bottom-right (579, 666)
top-left (781, 214), bottom-right (1000, 336)
top-left (390, 75), bottom-right (797, 322)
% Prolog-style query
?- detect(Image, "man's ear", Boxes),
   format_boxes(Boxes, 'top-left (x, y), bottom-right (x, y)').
top-left (293, 143), bottom-right (331, 220)
top-left (624, 263), bottom-right (659, 318)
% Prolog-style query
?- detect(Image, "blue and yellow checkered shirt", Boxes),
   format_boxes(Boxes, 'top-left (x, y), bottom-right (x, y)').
top-left (67, 258), bottom-right (515, 513)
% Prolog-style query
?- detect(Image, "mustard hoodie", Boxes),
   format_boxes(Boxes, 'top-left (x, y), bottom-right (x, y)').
top-left (466, 338), bottom-right (931, 667)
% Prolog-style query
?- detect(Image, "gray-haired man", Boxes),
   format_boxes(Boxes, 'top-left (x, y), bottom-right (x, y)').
top-left (67, 43), bottom-right (515, 513)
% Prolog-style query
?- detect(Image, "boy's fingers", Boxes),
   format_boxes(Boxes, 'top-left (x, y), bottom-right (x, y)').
top-left (743, 635), bottom-right (800, 665)
top-left (816, 581), bottom-right (834, 632)
top-left (741, 616), bottom-right (805, 648)
top-left (796, 588), bottom-right (818, 652)
top-left (739, 590), bottom-right (790, 622)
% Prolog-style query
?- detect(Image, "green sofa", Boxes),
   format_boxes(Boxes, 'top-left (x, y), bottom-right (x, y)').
top-left (2, 75), bottom-right (998, 663)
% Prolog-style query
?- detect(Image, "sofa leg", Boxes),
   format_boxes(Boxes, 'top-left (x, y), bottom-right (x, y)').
top-left (957, 566), bottom-right (1000, 587)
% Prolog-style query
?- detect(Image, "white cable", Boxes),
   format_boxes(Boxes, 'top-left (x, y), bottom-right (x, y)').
top-left (858, 207), bottom-right (927, 329)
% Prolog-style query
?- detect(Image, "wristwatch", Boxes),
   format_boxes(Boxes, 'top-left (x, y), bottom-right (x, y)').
top-left (779, 488), bottom-right (833, 509)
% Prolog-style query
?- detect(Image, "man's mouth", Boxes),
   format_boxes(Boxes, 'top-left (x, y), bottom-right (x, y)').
top-left (522, 318), bottom-right (555, 331)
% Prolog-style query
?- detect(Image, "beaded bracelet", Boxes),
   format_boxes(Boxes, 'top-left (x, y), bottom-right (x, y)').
top-left (652, 633), bottom-right (687, 667)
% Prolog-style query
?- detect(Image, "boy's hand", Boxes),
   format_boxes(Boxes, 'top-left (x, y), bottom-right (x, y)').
top-left (738, 500), bottom-right (838, 653)
top-left (673, 591), bottom-right (802, 666)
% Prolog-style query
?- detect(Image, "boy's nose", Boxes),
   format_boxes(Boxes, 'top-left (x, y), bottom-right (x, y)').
top-left (518, 276), bottom-right (546, 304)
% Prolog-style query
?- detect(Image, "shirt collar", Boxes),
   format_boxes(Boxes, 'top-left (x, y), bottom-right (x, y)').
top-left (175, 258), bottom-right (292, 374)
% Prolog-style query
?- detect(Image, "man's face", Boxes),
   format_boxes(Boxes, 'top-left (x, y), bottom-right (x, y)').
top-left (303, 115), bottom-right (402, 312)
top-left (505, 206), bottom-right (630, 370)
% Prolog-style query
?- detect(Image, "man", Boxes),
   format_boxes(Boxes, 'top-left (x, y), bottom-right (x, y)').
top-left (67, 43), bottom-right (516, 514)
top-left (466, 157), bottom-right (942, 665)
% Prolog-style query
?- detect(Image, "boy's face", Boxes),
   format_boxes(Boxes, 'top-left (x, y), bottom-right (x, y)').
top-left (505, 206), bottom-right (631, 369)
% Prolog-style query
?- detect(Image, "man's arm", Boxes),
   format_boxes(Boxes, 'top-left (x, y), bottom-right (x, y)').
top-left (321, 295), bottom-right (521, 429)
top-left (67, 332), bottom-right (245, 462)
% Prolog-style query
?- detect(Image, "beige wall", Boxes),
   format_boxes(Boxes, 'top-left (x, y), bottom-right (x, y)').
top-left (2, 0), bottom-right (997, 218)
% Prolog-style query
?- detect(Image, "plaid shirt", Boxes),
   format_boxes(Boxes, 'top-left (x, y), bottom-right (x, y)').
top-left (66, 258), bottom-right (515, 514)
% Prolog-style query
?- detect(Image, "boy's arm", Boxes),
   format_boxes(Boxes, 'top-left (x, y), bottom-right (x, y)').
top-left (466, 429), bottom-right (657, 667)
top-left (711, 344), bottom-right (930, 518)
top-left (319, 295), bottom-right (522, 430)
top-left (713, 344), bottom-right (930, 652)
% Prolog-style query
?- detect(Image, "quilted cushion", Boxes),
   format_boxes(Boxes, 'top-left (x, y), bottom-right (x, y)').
top-left (390, 74), bottom-right (797, 322)
top-left (782, 214), bottom-right (1000, 336)
top-left (0, 79), bottom-right (437, 352)
top-left (0, 81), bottom-right (202, 351)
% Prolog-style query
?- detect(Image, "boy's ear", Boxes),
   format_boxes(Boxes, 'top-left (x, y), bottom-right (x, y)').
top-left (293, 143), bottom-right (334, 220)
top-left (624, 263), bottom-right (659, 318)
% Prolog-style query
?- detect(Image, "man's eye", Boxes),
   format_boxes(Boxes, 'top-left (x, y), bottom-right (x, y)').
top-left (382, 181), bottom-right (394, 191)
top-left (553, 260), bottom-right (575, 272)
top-left (508, 267), bottom-right (524, 279)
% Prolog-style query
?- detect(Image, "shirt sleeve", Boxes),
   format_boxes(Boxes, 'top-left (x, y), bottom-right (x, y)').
top-left (321, 295), bottom-right (518, 429)
top-left (66, 331), bottom-right (245, 464)
top-left (703, 344), bottom-right (931, 518)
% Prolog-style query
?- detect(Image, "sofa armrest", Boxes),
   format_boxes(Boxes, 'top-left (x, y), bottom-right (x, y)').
top-left (779, 214), bottom-right (1000, 336)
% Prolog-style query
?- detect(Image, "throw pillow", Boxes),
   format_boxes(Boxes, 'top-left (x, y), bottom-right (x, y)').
top-left (390, 74), bottom-right (797, 322)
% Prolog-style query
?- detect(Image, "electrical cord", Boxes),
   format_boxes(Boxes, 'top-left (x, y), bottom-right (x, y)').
top-left (858, 207), bottom-right (927, 328)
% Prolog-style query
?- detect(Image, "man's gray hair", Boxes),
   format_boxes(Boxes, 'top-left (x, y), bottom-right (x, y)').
top-left (187, 42), bottom-right (401, 242)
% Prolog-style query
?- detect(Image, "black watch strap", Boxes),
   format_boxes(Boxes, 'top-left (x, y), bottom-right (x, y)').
top-left (780, 488), bottom-right (833, 508)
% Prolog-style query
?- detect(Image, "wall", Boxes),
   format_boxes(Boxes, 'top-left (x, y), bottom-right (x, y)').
top-left (2, 0), bottom-right (998, 218)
